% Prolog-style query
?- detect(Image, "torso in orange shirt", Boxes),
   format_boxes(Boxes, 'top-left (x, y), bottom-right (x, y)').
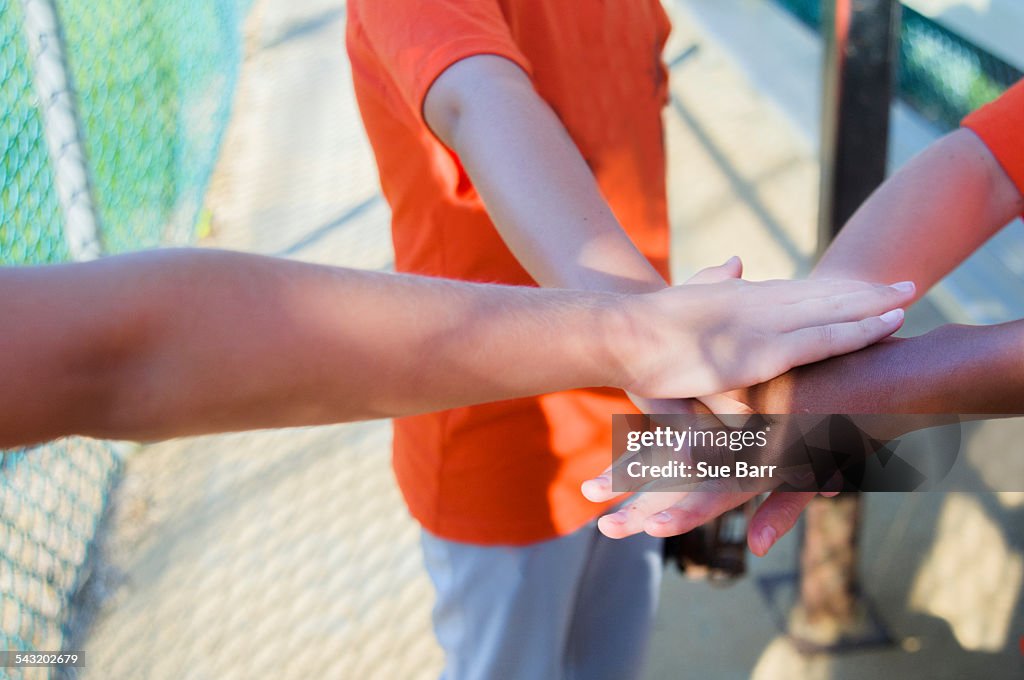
top-left (347, 0), bottom-right (672, 544)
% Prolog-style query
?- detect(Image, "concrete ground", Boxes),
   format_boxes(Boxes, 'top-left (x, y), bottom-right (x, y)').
top-left (77, 0), bottom-right (1023, 678)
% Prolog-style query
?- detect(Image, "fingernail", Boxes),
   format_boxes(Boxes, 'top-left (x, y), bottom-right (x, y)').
top-left (651, 512), bottom-right (673, 524)
top-left (604, 511), bottom-right (626, 525)
top-left (725, 255), bottom-right (740, 266)
top-left (891, 281), bottom-right (915, 294)
top-left (879, 308), bottom-right (904, 325)
top-left (582, 476), bottom-right (610, 501)
top-left (759, 526), bottom-right (777, 552)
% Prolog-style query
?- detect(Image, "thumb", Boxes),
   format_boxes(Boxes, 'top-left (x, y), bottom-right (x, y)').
top-left (684, 256), bottom-right (742, 285)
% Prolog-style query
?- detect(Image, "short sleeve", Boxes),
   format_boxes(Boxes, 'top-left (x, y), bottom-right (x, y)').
top-left (962, 78), bottom-right (1024, 200)
top-left (349, 0), bottom-right (532, 122)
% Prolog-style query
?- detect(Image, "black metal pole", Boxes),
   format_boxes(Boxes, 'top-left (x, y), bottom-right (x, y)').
top-left (817, 0), bottom-right (900, 253)
top-left (795, 0), bottom-right (900, 652)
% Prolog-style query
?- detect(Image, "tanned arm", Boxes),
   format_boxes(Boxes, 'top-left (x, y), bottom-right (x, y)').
top-left (0, 249), bottom-right (911, 449)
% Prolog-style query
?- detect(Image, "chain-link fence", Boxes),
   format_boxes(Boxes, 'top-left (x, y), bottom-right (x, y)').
top-left (0, 1), bottom-right (66, 265)
top-left (55, 0), bottom-right (251, 252)
top-left (774, 0), bottom-right (1023, 130)
top-left (0, 442), bottom-right (120, 674)
top-left (0, 1), bottom-right (251, 677)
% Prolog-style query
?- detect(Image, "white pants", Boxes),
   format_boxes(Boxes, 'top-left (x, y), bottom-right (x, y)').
top-left (421, 523), bottom-right (663, 680)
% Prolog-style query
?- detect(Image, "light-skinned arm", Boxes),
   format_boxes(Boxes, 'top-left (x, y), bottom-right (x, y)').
top-left (425, 54), bottom-right (880, 417)
top-left (813, 128), bottom-right (1024, 291)
top-left (742, 128), bottom-right (1024, 551)
top-left (424, 55), bottom-right (666, 294)
top-left (0, 248), bottom-right (912, 449)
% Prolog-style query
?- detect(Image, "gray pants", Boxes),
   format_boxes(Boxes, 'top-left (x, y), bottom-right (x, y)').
top-left (421, 523), bottom-right (663, 680)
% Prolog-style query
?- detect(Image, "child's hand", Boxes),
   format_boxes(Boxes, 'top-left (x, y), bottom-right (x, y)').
top-left (581, 388), bottom-right (835, 556)
top-left (610, 273), bottom-right (914, 401)
top-left (625, 256), bottom-right (744, 420)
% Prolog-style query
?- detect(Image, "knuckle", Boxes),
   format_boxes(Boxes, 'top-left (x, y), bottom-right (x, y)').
top-left (666, 504), bottom-right (709, 530)
top-left (858, 316), bottom-right (882, 336)
top-left (767, 495), bottom-right (808, 527)
top-left (816, 324), bottom-right (837, 347)
top-left (740, 352), bottom-right (774, 387)
top-left (756, 354), bottom-right (787, 385)
top-left (777, 498), bottom-right (807, 522)
top-left (826, 294), bottom-right (849, 314)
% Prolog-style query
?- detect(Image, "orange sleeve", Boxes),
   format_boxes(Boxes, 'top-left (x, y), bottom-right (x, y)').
top-left (962, 78), bottom-right (1024, 199)
top-left (349, 0), bottom-right (532, 121)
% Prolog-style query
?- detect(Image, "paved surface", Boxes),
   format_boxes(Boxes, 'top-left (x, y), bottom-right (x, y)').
top-left (78, 1), bottom-right (1023, 678)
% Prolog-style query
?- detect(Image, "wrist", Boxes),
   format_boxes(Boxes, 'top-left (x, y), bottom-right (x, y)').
top-left (598, 288), bottom-right (692, 395)
top-left (747, 334), bottom-right (916, 415)
top-left (913, 322), bottom-right (1023, 413)
top-left (592, 292), bottom-right (645, 392)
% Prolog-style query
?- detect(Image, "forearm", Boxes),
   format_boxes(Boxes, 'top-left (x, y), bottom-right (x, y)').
top-left (0, 249), bottom-right (623, 447)
top-left (742, 321), bottom-right (1024, 415)
top-left (425, 55), bottom-right (665, 293)
top-left (814, 129), bottom-right (1024, 294)
top-left (0, 250), bottom-right (915, 448)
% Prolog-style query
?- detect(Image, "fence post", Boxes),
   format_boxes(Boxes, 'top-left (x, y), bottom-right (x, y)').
top-left (794, 0), bottom-right (899, 650)
top-left (816, 0), bottom-right (899, 251)
top-left (20, 0), bottom-right (103, 261)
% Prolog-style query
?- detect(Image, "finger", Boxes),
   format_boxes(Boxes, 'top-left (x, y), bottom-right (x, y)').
top-left (746, 490), bottom-right (816, 556)
top-left (581, 467), bottom-right (622, 503)
top-left (781, 308), bottom-right (905, 368)
top-left (773, 462), bottom-right (820, 490)
top-left (684, 256), bottom-right (742, 285)
top-left (697, 392), bottom-right (756, 429)
top-left (641, 488), bottom-right (755, 537)
top-left (744, 277), bottom-right (874, 301)
top-left (597, 490), bottom-right (687, 539)
top-left (627, 394), bottom-right (699, 430)
top-left (783, 281), bottom-right (915, 329)
top-left (584, 409), bottom-right (693, 502)
top-left (820, 469), bottom-right (844, 496)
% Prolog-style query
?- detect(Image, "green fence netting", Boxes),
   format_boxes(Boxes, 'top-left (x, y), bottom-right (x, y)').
top-left (56, 0), bottom-right (250, 252)
top-left (1, 1), bottom-right (251, 676)
top-left (773, 0), bottom-right (1023, 130)
top-left (0, 0), bottom-right (66, 265)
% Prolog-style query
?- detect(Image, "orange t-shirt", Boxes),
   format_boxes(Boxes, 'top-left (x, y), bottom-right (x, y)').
top-left (962, 77), bottom-right (1024, 203)
top-left (346, 0), bottom-right (672, 545)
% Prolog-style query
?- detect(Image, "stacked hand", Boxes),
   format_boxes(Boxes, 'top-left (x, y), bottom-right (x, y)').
top-left (616, 256), bottom-right (913, 403)
top-left (594, 256), bottom-right (916, 556)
